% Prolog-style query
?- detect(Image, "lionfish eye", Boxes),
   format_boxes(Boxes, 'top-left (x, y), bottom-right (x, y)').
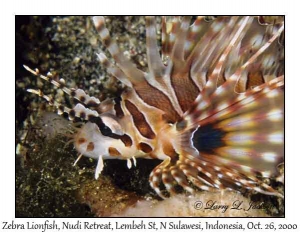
top-left (85, 115), bottom-right (115, 137)
top-left (84, 114), bottom-right (123, 137)
top-left (99, 123), bottom-right (113, 137)
top-left (99, 114), bottom-right (124, 136)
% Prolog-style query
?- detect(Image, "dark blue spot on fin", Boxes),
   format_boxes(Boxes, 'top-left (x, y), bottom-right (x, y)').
top-left (192, 124), bottom-right (226, 153)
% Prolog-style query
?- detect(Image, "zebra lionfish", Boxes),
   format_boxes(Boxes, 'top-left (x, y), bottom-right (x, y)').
top-left (24, 16), bottom-right (284, 199)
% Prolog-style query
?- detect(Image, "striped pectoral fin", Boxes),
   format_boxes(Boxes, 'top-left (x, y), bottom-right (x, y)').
top-left (199, 153), bottom-right (283, 197)
top-left (188, 17), bottom-right (240, 85)
top-left (197, 88), bottom-right (283, 165)
top-left (180, 73), bottom-right (284, 197)
top-left (163, 17), bottom-right (244, 113)
top-left (149, 157), bottom-right (196, 199)
top-left (186, 75), bottom-right (284, 128)
top-left (186, 18), bottom-right (284, 119)
top-left (212, 16), bottom-right (284, 92)
top-left (149, 155), bottom-right (219, 198)
top-left (186, 98), bottom-right (283, 197)
top-left (205, 17), bottom-right (253, 88)
top-left (150, 149), bottom-right (283, 198)
top-left (149, 157), bottom-right (172, 199)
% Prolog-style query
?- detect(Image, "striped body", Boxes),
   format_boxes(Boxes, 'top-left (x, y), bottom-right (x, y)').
top-left (25, 16), bottom-right (284, 198)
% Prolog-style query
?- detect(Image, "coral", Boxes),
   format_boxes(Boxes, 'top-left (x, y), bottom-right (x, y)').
top-left (113, 191), bottom-right (270, 217)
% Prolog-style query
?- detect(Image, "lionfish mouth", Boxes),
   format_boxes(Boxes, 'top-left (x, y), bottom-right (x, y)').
top-left (22, 16), bottom-right (284, 200)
